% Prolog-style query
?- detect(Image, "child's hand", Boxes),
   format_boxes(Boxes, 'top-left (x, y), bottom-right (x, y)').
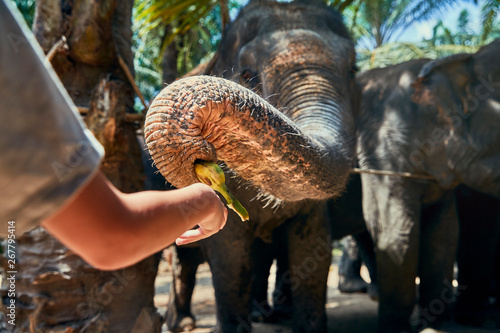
top-left (175, 184), bottom-right (228, 245)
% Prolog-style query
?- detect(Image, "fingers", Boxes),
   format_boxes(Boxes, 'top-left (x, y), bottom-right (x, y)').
top-left (176, 204), bottom-right (228, 246)
top-left (175, 185), bottom-right (229, 246)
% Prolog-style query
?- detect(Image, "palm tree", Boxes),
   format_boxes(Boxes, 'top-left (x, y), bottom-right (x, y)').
top-left (133, 0), bottom-right (363, 101)
top-left (348, 0), bottom-right (498, 70)
top-left (428, 4), bottom-right (499, 47)
top-left (134, 0), bottom-right (234, 78)
top-left (132, 0), bottom-right (240, 113)
top-left (324, 0), bottom-right (361, 12)
top-left (478, 0), bottom-right (500, 42)
top-left (356, 41), bottom-right (480, 70)
top-left (346, 0), bottom-right (458, 49)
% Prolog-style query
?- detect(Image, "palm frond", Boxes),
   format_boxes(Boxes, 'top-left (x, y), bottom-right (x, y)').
top-left (354, 0), bottom-right (460, 48)
top-left (337, 0), bottom-right (360, 12)
top-left (135, 0), bottom-right (219, 39)
top-left (357, 41), bottom-right (480, 71)
top-left (325, 0), bottom-right (362, 13)
top-left (481, 0), bottom-right (500, 42)
top-left (400, 0), bottom-right (456, 27)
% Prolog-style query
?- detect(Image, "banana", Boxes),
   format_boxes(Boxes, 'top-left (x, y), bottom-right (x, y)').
top-left (194, 161), bottom-right (250, 222)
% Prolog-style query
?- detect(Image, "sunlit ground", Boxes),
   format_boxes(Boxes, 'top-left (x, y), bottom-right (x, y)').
top-left (154, 254), bottom-right (488, 333)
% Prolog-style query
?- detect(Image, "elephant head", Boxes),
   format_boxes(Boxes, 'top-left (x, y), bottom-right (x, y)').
top-left (144, 0), bottom-right (358, 202)
top-left (413, 39), bottom-right (500, 197)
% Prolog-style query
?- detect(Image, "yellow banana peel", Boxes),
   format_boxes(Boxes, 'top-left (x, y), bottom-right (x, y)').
top-left (194, 161), bottom-right (250, 222)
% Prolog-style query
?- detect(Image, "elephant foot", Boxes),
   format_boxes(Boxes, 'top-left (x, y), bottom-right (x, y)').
top-left (454, 301), bottom-right (500, 329)
top-left (367, 283), bottom-right (379, 301)
top-left (166, 310), bottom-right (196, 332)
top-left (210, 321), bottom-right (253, 333)
top-left (250, 303), bottom-right (293, 325)
top-left (338, 275), bottom-right (368, 294)
top-left (267, 301), bottom-right (293, 324)
top-left (250, 302), bottom-right (272, 323)
top-left (263, 310), bottom-right (293, 325)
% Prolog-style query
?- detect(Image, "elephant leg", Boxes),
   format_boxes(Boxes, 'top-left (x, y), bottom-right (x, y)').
top-left (355, 230), bottom-right (378, 300)
top-left (362, 177), bottom-right (421, 333)
top-left (376, 246), bottom-right (419, 333)
top-left (338, 235), bottom-right (368, 294)
top-left (285, 203), bottom-right (331, 333)
top-left (329, 174), bottom-right (367, 240)
top-left (417, 191), bottom-right (458, 330)
top-left (272, 233), bottom-right (293, 321)
top-left (454, 185), bottom-right (500, 328)
top-left (203, 218), bottom-right (254, 333)
top-left (166, 245), bottom-right (205, 332)
top-left (250, 238), bottom-right (274, 322)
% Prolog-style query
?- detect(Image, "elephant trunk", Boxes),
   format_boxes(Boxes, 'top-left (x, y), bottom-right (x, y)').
top-left (144, 75), bottom-right (354, 202)
top-left (274, 66), bottom-right (354, 168)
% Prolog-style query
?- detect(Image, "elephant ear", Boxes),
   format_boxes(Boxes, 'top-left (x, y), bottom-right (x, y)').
top-left (412, 53), bottom-right (474, 115)
top-left (472, 39), bottom-right (500, 77)
top-left (417, 53), bottom-right (472, 79)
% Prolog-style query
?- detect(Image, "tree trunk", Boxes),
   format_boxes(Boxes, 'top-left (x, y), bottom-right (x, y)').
top-left (161, 25), bottom-right (179, 85)
top-left (0, 0), bottom-right (162, 331)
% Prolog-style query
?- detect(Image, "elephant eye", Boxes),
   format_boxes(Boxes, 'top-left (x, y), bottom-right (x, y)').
top-left (239, 68), bottom-right (260, 90)
top-left (350, 65), bottom-right (359, 78)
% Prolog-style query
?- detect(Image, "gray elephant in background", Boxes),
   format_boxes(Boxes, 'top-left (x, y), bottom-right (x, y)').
top-left (357, 38), bottom-right (500, 333)
top-left (160, 173), bottom-right (376, 331)
top-left (144, 1), bottom-right (360, 332)
top-left (249, 174), bottom-right (377, 324)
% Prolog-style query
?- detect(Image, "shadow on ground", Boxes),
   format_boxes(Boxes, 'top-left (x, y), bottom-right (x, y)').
top-left (155, 260), bottom-right (493, 333)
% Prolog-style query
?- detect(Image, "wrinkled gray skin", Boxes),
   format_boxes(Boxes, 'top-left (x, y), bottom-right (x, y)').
top-left (145, 1), bottom-right (359, 332)
top-left (162, 175), bottom-right (373, 332)
top-left (357, 39), bottom-right (500, 332)
top-left (249, 174), bottom-right (377, 323)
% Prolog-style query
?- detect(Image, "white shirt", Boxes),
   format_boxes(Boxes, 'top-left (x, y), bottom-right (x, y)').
top-left (0, 0), bottom-right (104, 236)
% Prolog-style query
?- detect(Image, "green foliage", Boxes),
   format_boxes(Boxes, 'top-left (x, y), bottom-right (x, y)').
top-left (345, 0), bottom-right (458, 49)
top-left (357, 41), bottom-right (480, 71)
top-left (135, 0), bottom-right (231, 48)
top-left (132, 25), bottom-right (163, 111)
top-left (426, 3), bottom-right (499, 47)
top-left (457, 9), bottom-right (470, 34)
top-left (131, 0), bottom-right (498, 101)
top-left (11, 0), bottom-right (36, 28)
top-left (324, 0), bottom-right (361, 13)
top-left (480, 0), bottom-right (500, 42)
top-left (352, 0), bottom-right (499, 71)
top-left (174, 9), bottom-right (224, 75)
top-left (430, 20), bottom-right (456, 45)
top-left (133, 0), bottom-right (243, 109)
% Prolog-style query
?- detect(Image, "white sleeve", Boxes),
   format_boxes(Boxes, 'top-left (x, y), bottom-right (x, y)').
top-left (0, 0), bottom-right (105, 236)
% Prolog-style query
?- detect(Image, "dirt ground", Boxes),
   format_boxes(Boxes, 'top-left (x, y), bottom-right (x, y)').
top-left (154, 258), bottom-right (493, 333)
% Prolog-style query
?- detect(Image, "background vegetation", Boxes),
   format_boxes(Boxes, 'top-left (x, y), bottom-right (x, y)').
top-left (12, 0), bottom-right (500, 109)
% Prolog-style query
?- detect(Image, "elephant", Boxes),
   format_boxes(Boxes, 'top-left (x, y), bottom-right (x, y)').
top-left (328, 173), bottom-right (378, 298)
top-left (356, 38), bottom-right (500, 333)
top-left (160, 174), bottom-right (376, 331)
top-left (337, 231), bottom-right (377, 298)
top-left (248, 174), bottom-right (377, 324)
top-left (144, 1), bottom-right (359, 332)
